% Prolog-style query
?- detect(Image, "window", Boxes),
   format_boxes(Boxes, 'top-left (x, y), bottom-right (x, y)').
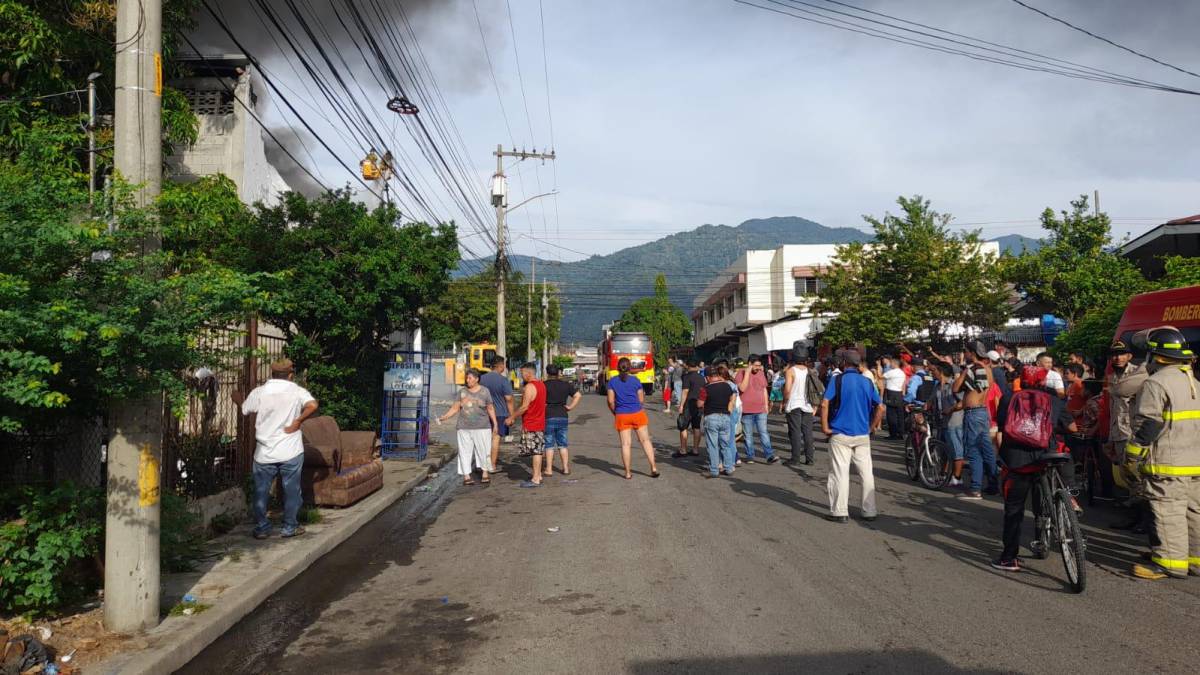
top-left (725, 296), bottom-right (734, 313)
top-left (795, 277), bottom-right (820, 296)
top-left (717, 304), bottom-right (724, 320)
top-left (737, 288), bottom-right (746, 307)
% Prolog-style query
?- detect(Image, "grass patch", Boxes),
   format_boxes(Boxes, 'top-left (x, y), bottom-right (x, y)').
top-left (168, 600), bottom-right (211, 617)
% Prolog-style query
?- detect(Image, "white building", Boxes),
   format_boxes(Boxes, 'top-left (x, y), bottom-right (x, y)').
top-left (166, 55), bottom-right (291, 205)
top-left (692, 242), bottom-right (1001, 359)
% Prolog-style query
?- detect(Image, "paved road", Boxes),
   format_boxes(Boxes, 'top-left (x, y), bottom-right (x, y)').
top-left (182, 393), bottom-right (1200, 674)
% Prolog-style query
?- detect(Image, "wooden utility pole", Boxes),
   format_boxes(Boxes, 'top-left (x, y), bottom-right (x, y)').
top-left (493, 146), bottom-right (555, 360)
top-left (527, 258), bottom-right (535, 363)
top-left (105, 0), bottom-right (163, 633)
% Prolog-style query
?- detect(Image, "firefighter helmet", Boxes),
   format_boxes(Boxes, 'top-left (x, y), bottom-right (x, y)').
top-left (1145, 326), bottom-right (1193, 361)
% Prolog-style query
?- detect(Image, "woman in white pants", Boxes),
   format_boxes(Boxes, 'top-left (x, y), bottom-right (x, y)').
top-left (436, 369), bottom-right (498, 485)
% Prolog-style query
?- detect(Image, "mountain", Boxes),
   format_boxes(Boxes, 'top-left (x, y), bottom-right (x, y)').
top-left (990, 234), bottom-right (1042, 255)
top-left (455, 216), bottom-right (870, 344)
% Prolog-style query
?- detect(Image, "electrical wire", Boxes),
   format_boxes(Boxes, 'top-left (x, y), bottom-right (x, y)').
top-left (1008, 0), bottom-right (1200, 80)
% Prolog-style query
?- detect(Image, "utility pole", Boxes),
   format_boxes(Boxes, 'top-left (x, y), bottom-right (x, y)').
top-left (542, 278), bottom-right (549, 375)
top-left (105, 0), bottom-right (163, 633)
top-left (527, 258), bottom-right (535, 363)
top-left (87, 72), bottom-right (101, 210)
top-left (1094, 189), bottom-right (1100, 218)
top-left (492, 145), bottom-right (555, 360)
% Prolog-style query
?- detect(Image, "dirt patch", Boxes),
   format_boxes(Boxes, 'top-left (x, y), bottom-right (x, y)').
top-left (1, 606), bottom-right (132, 672)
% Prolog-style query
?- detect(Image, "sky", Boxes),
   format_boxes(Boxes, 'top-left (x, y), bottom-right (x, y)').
top-left (197, 0), bottom-right (1200, 262)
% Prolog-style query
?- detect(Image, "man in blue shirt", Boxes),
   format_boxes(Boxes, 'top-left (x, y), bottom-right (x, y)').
top-left (904, 359), bottom-right (933, 406)
top-left (821, 350), bottom-right (885, 523)
top-left (480, 356), bottom-right (515, 471)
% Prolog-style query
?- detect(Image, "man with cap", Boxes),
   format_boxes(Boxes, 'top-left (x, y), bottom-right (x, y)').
top-left (820, 349), bottom-right (885, 523)
top-left (1107, 337), bottom-right (1150, 529)
top-left (1125, 327), bottom-right (1200, 580)
top-left (235, 359), bottom-right (319, 539)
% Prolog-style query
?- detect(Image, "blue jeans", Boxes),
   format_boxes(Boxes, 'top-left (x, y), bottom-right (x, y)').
top-left (545, 417), bottom-right (569, 449)
top-left (729, 408), bottom-right (742, 458)
top-left (741, 412), bottom-right (774, 460)
top-left (703, 413), bottom-right (735, 477)
top-left (944, 425), bottom-right (964, 460)
top-left (253, 453), bottom-right (304, 535)
top-left (962, 407), bottom-right (997, 492)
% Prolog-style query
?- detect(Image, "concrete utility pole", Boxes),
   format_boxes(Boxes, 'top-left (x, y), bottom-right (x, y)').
top-left (527, 258), bottom-right (535, 363)
top-left (87, 72), bottom-right (101, 209)
top-left (105, 0), bottom-right (164, 633)
top-left (541, 278), bottom-right (549, 374)
top-left (493, 145), bottom-right (555, 359)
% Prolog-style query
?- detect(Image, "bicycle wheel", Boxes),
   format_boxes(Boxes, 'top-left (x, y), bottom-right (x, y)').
top-left (1054, 490), bottom-right (1087, 593)
top-left (904, 434), bottom-right (919, 481)
top-left (919, 439), bottom-right (951, 490)
top-left (1031, 478), bottom-right (1053, 560)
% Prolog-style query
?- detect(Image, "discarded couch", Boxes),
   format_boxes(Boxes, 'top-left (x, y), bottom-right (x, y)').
top-left (300, 416), bottom-right (384, 507)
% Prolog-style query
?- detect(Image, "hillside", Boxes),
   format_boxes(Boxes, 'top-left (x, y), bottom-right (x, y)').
top-left (991, 234), bottom-right (1043, 255)
top-left (456, 217), bottom-right (870, 343)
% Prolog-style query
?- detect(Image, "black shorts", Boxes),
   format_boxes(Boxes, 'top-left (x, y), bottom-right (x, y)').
top-left (683, 399), bottom-right (702, 430)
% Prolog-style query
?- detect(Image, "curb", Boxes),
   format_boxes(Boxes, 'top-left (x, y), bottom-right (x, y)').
top-left (95, 447), bottom-right (455, 675)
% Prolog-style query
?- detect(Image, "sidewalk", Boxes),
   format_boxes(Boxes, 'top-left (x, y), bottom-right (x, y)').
top-left (93, 446), bottom-right (455, 675)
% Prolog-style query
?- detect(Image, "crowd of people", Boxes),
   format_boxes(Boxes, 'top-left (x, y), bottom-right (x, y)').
top-left (440, 327), bottom-right (1198, 582)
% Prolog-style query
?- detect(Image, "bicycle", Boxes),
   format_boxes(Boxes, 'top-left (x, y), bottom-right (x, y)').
top-left (904, 405), bottom-right (952, 490)
top-left (1027, 452), bottom-right (1088, 593)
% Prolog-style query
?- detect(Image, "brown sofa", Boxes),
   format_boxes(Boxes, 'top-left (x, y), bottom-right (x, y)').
top-left (300, 416), bottom-right (384, 507)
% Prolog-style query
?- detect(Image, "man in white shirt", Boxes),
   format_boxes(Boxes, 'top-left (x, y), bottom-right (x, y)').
top-left (784, 356), bottom-right (826, 465)
top-left (235, 359), bottom-right (319, 539)
top-left (878, 356), bottom-right (908, 439)
top-left (1037, 352), bottom-right (1066, 399)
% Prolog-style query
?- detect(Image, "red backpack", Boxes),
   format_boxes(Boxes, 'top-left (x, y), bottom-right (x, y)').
top-left (1003, 389), bottom-right (1054, 450)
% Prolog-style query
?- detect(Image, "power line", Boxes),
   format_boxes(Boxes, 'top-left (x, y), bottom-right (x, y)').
top-left (733, 0), bottom-right (1200, 96)
top-left (1008, 0), bottom-right (1200, 80)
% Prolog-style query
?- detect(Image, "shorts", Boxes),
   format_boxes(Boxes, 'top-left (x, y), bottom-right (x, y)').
top-left (492, 418), bottom-right (509, 437)
top-left (545, 418), bottom-right (569, 449)
top-left (769, 390), bottom-right (783, 402)
top-left (682, 400), bottom-right (702, 430)
top-left (614, 410), bottom-right (649, 431)
top-left (520, 431), bottom-right (545, 455)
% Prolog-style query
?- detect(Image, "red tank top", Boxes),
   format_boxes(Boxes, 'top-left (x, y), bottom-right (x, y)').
top-left (523, 380), bottom-right (547, 432)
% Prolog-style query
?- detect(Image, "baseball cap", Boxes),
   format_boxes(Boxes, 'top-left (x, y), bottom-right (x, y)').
top-left (986, 350), bottom-right (1001, 362)
top-left (1109, 339), bottom-right (1131, 355)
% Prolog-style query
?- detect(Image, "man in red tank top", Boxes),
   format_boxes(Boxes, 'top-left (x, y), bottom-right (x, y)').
top-left (507, 362), bottom-right (548, 487)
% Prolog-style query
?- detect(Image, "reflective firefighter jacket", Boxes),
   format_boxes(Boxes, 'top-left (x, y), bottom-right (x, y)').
top-left (1127, 364), bottom-right (1200, 476)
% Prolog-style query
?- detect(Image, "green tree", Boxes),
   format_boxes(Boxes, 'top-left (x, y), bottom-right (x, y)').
top-left (614, 274), bottom-right (693, 367)
top-left (237, 190), bottom-right (460, 428)
top-left (1004, 195), bottom-right (1147, 327)
top-left (552, 355), bottom-right (575, 370)
top-left (812, 196), bottom-right (1010, 348)
top-left (422, 268), bottom-right (562, 362)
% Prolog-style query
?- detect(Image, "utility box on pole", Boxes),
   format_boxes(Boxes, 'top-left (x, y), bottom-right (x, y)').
top-left (105, 0), bottom-right (163, 633)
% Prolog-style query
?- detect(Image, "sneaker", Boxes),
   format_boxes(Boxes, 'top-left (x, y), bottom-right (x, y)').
top-left (252, 529), bottom-right (271, 540)
top-left (281, 526), bottom-right (306, 538)
top-left (803, 458), bottom-right (814, 466)
top-left (990, 558), bottom-right (1021, 572)
top-left (957, 491), bottom-right (983, 501)
top-left (735, 460), bottom-right (744, 467)
top-left (825, 514), bottom-right (850, 524)
top-left (766, 456), bottom-right (779, 465)
top-left (948, 477), bottom-right (963, 487)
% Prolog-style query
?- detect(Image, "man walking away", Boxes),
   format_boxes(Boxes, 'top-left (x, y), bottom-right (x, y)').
top-left (821, 351), bottom-right (884, 523)
top-left (481, 356), bottom-right (515, 471)
top-left (543, 364), bottom-right (581, 477)
top-left (736, 355), bottom-right (778, 464)
top-left (236, 359), bottom-right (319, 540)
top-left (1126, 327), bottom-right (1200, 580)
top-left (675, 360), bottom-right (706, 458)
top-left (784, 355), bottom-right (825, 466)
top-left (879, 356), bottom-right (907, 439)
top-left (507, 362), bottom-right (547, 487)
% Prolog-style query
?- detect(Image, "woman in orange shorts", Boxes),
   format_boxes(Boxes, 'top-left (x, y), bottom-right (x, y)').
top-left (606, 358), bottom-right (661, 480)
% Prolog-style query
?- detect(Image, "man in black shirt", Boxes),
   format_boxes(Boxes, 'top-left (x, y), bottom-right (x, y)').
top-left (675, 360), bottom-right (706, 458)
top-left (543, 364), bottom-right (581, 476)
top-left (991, 366), bottom-right (1077, 572)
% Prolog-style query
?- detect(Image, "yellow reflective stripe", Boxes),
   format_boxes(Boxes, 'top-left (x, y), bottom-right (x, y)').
top-left (1163, 410), bottom-right (1200, 421)
top-left (1151, 555), bottom-right (1190, 570)
top-left (1162, 342), bottom-right (1183, 349)
top-left (1142, 464), bottom-right (1200, 476)
top-left (1191, 557), bottom-right (1200, 566)
top-left (1125, 443), bottom-right (1148, 458)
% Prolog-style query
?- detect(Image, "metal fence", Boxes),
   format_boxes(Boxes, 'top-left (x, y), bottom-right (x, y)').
top-left (161, 323), bottom-right (287, 499)
top-left (0, 322), bottom-right (287, 498)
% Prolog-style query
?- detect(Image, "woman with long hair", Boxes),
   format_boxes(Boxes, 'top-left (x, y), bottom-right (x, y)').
top-left (606, 357), bottom-right (660, 480)
top-left (436, 368), bottom-right (498, 486)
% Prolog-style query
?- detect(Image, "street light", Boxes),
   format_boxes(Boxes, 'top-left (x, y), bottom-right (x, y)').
top-left (506, 190), bottom-right (559, 214)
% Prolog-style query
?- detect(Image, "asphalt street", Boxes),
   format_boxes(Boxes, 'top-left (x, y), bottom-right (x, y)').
top-left (182, 393), bottom-right (1200, 674)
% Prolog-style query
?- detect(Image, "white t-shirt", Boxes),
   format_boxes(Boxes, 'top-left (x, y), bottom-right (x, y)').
top-left (1045, 369), bottom-right (1065, 394)
top-left (785, 365), bottom-right (813, 414)
top-left (882, 367), bottom-right (906, 393)
top-left (241, 378), bottom-right (317, 464)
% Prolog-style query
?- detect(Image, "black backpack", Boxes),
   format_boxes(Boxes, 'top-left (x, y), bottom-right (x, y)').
top-left (914, 375), bottom-right (938, 405)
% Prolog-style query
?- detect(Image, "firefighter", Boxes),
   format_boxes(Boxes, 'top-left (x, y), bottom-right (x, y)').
top-left (1107, 337), bottom-right (1149, 531)
top-left (1126, 326), bottom-right (1200, 580)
